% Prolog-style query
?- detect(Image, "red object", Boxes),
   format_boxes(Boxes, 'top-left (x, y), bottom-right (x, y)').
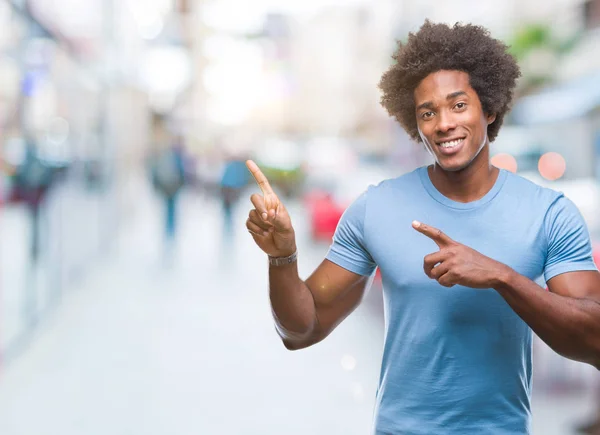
top-left (304, 190), bottom-right (346, 241)
top-left (593, 243), bottom-right (600, 268)
top-left (304, 189), bottom-right (383, 287)
top-left (374, 269), bottom-right (382, 286)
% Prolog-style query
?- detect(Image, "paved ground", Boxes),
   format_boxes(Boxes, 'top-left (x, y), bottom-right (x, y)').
top-left (0, 185), bottom-right (598, 434)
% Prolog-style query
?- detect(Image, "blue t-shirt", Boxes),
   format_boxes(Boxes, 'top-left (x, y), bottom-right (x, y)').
top-left (326, 166), bottom-right (598, 435)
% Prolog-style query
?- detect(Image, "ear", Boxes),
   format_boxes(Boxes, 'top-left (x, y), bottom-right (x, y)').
top-left (487, 113), bottom-right (497, 125)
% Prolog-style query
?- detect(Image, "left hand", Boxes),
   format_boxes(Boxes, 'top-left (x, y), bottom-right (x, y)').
top-left (412, 221), bottom-right (511, 289)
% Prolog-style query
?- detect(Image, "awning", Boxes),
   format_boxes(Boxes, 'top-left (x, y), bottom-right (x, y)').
top-left (511, 73), bottom-right (600, 125)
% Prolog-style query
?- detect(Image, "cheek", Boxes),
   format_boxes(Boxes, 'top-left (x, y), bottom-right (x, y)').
top-left (478, 119), bottom-right (490, 139)
top-left (466, 113), bottom-right (488, 136)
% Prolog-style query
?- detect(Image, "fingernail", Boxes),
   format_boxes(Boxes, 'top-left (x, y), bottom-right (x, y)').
top-left (263, 231), bottom-right (269, 237)
top-left (262, 213), bottom-right (268, 220)
top-left (412, 220), bottom-right (421, 228)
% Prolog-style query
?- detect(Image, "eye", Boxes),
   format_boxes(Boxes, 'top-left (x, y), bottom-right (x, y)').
top-left (421, 111), bottom-right (434, 119)
top-left (455, 102), bottom-right (467, 110)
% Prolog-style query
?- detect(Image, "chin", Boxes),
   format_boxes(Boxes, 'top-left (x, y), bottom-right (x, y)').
top-left (435, 157), bottom-right (471, 172)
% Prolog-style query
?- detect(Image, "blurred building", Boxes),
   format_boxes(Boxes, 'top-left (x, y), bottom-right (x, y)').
top-left (0, 0), bottom-right (175, 361)
top-left (509, 0), bottom-right (600, 183)
top-left (172, 0), bottom-right (407, 158)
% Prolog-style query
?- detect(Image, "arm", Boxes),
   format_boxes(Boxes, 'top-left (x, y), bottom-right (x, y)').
top-left (244, 160), bottom-right (375, 350)
top-left (414, 210), bottom-right (600, 369)
top-left (494, 269), bottom-right (600, 369)
top-left (270, 259), bottom-right (372, 350)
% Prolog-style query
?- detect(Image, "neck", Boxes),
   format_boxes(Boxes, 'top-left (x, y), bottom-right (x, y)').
top-left (428, 145), bottom-right (499, 203)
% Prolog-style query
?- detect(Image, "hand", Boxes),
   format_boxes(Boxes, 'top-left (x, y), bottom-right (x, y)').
top-left (412, 220), bottom-right (510, 289)
top-left (245, 160), bottom-right (297, 257)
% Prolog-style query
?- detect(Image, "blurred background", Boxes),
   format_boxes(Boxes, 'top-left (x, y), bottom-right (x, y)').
top-left (0, 0), bottom-right (599, 434)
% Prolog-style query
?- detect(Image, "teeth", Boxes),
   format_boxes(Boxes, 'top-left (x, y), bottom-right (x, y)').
top-left (440, 139), bottom-right (464, 148)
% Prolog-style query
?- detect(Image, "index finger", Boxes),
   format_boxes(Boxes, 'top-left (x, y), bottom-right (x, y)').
top-left (412, 221), bottom-right (454, 248)
top-left (246, 160), bottom-right (273, 195)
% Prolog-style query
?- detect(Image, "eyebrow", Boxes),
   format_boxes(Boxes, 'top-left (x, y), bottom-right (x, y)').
top-left (416, 91), bottom-right (468, 111)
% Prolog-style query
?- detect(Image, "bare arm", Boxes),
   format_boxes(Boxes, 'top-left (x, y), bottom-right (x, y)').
top-left (414, 221), bottom-right (600, 369)
top-left (244, 160), bottom-right (371, 350)
top-left (494, 269), bottom-right (600, 369)
top-left (270, 259), bottom-right (371, 350)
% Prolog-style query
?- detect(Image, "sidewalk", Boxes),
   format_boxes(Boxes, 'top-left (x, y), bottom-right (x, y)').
top-left (0, 188), bottom-right (596, 435)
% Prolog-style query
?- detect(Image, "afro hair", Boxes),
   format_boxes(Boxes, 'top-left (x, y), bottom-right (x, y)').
top-left (378, 20), bottom-right (521, 143)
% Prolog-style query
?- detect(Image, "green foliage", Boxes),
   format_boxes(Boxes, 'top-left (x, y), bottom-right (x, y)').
top-left (508, 22), bottom-right (582, 60)
top-left (507, 22), bottom-right (583, 93)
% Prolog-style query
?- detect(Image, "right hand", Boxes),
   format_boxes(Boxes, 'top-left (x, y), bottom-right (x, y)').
top-left (245, 160), bottom-right (297, 257)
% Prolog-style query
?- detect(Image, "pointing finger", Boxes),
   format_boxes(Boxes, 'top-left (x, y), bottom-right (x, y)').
top-left (246, 160), bottom-right (274, 196)
top-left (250, 194), bottom-right (269, 221)
top-left (412, 221), bottom-right (454, 248)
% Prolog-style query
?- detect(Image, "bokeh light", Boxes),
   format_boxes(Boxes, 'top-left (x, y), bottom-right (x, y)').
top-left (341, 354), bottom-right (357, 371)
top-left (490, 153), bottom-right (518, 173)
top-left (538, 152), bottom-right (566, 181)
top-left (352, 383), bottom-right (365, 402)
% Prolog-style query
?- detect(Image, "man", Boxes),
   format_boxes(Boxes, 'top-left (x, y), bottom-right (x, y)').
top-left (245, 21), bottom-right (600, 434)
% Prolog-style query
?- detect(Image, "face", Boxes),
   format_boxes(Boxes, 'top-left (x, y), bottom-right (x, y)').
top-left (414, 70), bottom-right (496, 172)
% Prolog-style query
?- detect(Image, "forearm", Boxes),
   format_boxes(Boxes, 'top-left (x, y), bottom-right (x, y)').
top-left (269, 260), bottom-right (318, 342)
top-left (494, 269), bottom-right (600, 367)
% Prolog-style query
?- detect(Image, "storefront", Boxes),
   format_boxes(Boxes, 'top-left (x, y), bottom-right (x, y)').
top-left (0, 1), bottom-right (116, 364)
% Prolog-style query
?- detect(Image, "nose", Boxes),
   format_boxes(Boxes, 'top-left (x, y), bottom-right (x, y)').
top-left (436, 111), bottom-right (457, 134)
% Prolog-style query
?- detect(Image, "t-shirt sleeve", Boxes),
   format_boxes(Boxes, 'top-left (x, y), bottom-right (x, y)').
top-left (325, 190), bottom-right (377, 276)
top-left (543, 195), bottom-right (598, 282)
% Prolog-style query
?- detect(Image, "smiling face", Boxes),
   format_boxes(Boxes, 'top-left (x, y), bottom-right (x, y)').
top-left (414, 70), bottom-right (496, 172)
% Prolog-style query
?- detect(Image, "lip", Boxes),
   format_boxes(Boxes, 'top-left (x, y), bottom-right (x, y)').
top-left (436, 137), bottom-right (466, 156)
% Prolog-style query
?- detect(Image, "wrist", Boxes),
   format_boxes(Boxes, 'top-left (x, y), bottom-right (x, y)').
top-left (270, 242), bottom-right (297, 259)
top-left (268, 248), bottom-right (298, 266)
top-left (491, 263), bottom-right (516, 290)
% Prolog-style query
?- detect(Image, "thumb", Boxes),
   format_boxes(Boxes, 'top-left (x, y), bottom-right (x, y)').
top-left (270, 203), bottom-right (293, 232)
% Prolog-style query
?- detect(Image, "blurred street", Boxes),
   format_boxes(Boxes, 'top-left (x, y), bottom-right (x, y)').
top-left (0, 180), bottom-right (597, 435)
top-left (1, 0), bottom-right (600, 433)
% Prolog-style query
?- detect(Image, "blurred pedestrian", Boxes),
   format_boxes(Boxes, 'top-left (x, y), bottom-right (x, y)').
top-left (150, 133), bottom-right (187, 248)
top-left (219, 155), bottom-right (250, 236)
top-left (244, 21), bottom-right (600, 434)
top-left (13, 138), bottom-right (54, 262)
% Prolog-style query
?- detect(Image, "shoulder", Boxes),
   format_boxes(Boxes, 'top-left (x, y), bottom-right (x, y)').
top-left (502, 170), bottom-right (564, 208)
top-left (339, 168), bottom-right (421, 224)
top-left (363, 167), bottom-right (423, 199)
top-left (501, 172), bottom-right (590, 237)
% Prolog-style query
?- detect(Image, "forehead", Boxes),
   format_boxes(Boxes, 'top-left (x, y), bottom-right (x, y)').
top-left (414, 70), bottom-right (474, 102)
